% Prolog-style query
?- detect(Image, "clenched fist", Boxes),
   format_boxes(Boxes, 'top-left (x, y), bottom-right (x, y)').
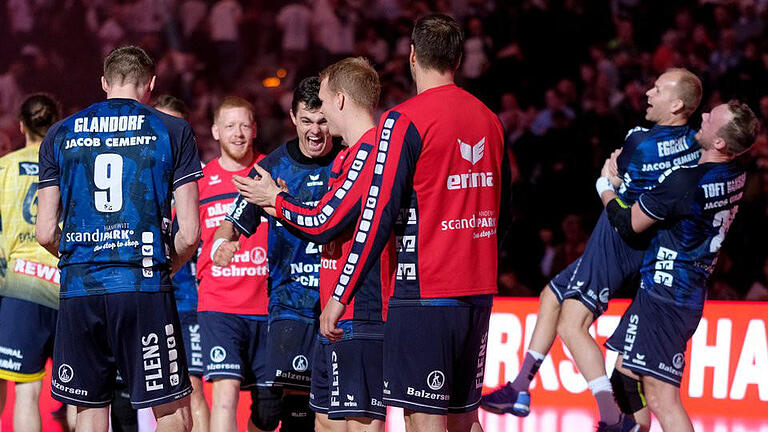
top-left (213, 240), bottom-right (240, 267)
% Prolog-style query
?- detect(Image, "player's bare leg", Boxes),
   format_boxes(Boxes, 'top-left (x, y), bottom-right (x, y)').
top-left (75, 406), bottom-right (110, 432)
top-left (67, 404), bottom-right (77, 431)
top-left (14, 380), bottom-right (43, 432)
top-left (614, 357), bottom-right (651, 432)
top-left (347, 417), bottom-right (384, 432)
top-left (189, 376), bottom-right (210, 432)
top-left (557, 299), bottom-right (622, 426)
top-left (210, 379), bottom-right (240, 432)
top-left (481, 286), bottom-right (559, 415)
top-left (315, 412), bottom-right (346, 432)
top-left (642, 376), bottom-right (693, 432)
top-left (404, 411), bottom-right (446, 432)
top-left (447, 410), bottom-right (483, 432)
top-left (153, 396), bottom-right (192, 432)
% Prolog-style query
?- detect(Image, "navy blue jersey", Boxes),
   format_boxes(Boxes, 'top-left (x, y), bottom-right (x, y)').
top-left (636, 161), bottom-right (745, 309)
top-left (226, 139), bottom-right (340, 324)
top-left (616, 125), bottom-right (700, 204)
top-left (172, 260), bottom-right (198, 313)
top-left (38, 98), bottom-right (203, 298)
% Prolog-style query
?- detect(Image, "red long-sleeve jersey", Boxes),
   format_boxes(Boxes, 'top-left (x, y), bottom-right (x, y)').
top-left (330, 84), bottom-right (503, 303)
top-left (275, 128), bottom-right (394, 322)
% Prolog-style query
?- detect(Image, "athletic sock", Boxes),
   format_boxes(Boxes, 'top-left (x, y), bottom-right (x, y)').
top-left (588, 375), bottom-right (621, 426)
top-left (511, 350), bottom-right (545, 392)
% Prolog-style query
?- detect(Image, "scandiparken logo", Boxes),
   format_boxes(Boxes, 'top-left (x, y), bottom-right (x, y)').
top-left (58, 364), bottom-right (74, 383)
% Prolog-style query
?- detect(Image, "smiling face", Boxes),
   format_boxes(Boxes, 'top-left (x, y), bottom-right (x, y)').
top-left (645, 71), bottom-right (683, 123)
top-left (696, 103), bottom-right (733, 151)
top-left (212, 106), bottom-right (255, 164)
top-left (291, 101), bottom-right (332, 158)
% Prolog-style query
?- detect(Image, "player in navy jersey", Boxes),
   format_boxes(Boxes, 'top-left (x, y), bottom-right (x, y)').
top-left (307, 15), bottom-right (503, 432)
top-left (233, 58), bottom-right (387, 432)
top-left (482, 69), bottom-right (703, 431)
top-left (598, 100), bottom-right (758, 432)
top-left (155, 95), bottom-right (211, 432)
top-left (36, 46), bottom-right (203, 432)
top-left (210, 77), bottom-right (340, 431)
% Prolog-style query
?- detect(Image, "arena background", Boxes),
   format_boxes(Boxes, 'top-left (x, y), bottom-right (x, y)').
top-left (0, 0), bottom-right (766, 430)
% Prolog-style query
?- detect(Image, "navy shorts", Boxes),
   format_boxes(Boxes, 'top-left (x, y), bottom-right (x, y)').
top-left (179, 311), bottom-right (204, 378)
top-left (0, 296), bottom-right (57, 382)
top-left (52, 292), bottom-right (192, 409)
top-left (382, 300), bottom-right (491, 414)
top-left (605, 289), bottom-right (703, 387)
top-left (549, 211), bottom-right (644, 317)
top-left (310, 323), bottom-right (386, 420)
top-left (199, 311), bottom-right (268, 388)
top-left (265, 318), bottom-right (317, 390)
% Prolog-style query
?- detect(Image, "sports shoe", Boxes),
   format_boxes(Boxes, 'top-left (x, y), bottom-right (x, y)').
top-left (480, 382), bottom-right (531, 417)
top-left (596, 414), bottom-right (641, 432)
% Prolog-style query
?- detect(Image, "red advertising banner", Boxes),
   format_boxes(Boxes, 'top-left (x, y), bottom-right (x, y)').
top-left (2, 298), bottom-right (766, 431)
top-left (484, 298), bottom-right (768, 417)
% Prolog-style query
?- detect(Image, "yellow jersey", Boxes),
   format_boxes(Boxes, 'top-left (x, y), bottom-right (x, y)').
top-left (0, 144), bottom-right (60, 308)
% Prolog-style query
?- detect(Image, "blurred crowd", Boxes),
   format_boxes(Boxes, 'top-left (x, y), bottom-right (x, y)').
top-left (1, 0), bottom-right (767, 300)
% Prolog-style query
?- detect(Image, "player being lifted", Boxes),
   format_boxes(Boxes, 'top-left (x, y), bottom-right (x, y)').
top-left (196, 96), bottom-right (279, 432)
top-left (601, 101), bottom-right (757, 432)
top-left (316, 14), bottom-right (504, 432)
top-left (0, 94), bottom-right (62, 432)
top-left (211, 77), bottom-right (341, 431)
top-left (36, 46), bottom-right (203, 432)
top-left (232, 57), bottom-right (390, 432)
top-left (482, 68), bottom-right (703, 432)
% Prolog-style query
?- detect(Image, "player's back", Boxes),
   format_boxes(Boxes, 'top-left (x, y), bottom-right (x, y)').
top-left (385, 84), bottom-right (503, 299)
top-left (639, 161), bottom-right (745, 309)
top-left (0, 145), bottom-right (60, 306)
top-left (39, 99), bottom-right (199, 297)
top-left (617, 124), bottom-right (700, 204)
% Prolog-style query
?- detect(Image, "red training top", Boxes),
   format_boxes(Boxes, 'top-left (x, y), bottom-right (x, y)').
top-left (197, 156), bottom-right (269, 315)
top-left (328, 84), bottom-right (504, 303)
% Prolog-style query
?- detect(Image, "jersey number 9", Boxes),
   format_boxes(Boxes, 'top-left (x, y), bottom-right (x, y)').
top-left (94, 153), bottom-right (123, 213)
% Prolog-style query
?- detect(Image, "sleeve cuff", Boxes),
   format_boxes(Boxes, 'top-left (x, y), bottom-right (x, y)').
top-left (275, 192), bottom-right (287, 217)
top-left (638, 195), bottom-right (664, 221)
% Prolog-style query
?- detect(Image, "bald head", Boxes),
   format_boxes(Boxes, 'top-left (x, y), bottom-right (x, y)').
top-left (665, 68), bottom-right (702, 117)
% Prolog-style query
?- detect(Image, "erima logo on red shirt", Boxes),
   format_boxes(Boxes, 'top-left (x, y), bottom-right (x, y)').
top-left (447, 137), bottom-right (493, 190)
top-left (459, 138), bottom-right (485, 165)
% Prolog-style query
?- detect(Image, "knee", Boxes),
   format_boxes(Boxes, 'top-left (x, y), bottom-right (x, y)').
top-left (556, 316), bottom-right (575, 341)
top-left (447, 411), bottom-right (479, 432)
top-left (156, 404), bottom-right (192, 432)
top-left (643, 385), bottom-right (678, 416)
top-left (250, 387), bottom-right (282, 431)
top-left (212, 380), bottom-right (240, 410)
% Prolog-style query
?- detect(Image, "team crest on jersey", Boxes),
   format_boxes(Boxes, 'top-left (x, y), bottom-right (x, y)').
top-left (458, 137), bottom-right (485, 165)
top-left (18, 162), bottom-right (39, 176)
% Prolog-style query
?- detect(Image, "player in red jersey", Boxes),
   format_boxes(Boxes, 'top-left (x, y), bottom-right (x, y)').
top-left (319, 15), bottom-right (503, 432)
top-left (234, 57), bottom-right (389, 432)
top-left (197, 97), bottom-right (278, 432)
